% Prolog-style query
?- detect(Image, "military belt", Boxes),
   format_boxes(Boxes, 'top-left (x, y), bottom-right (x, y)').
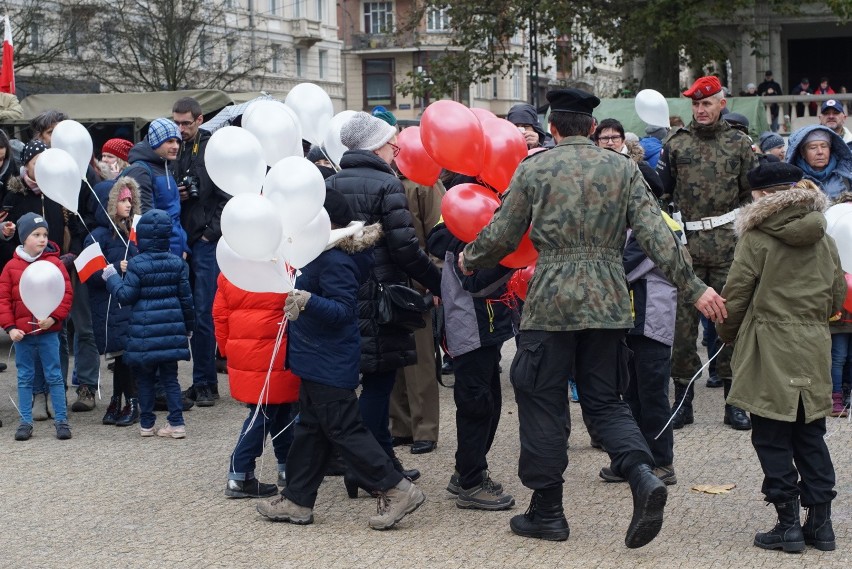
top-left (683, 209), bottom-right (739, 231)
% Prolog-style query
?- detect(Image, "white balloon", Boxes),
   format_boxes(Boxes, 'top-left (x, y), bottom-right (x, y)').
top-left (206, 126), bottom-right (267, 196)
top-left (322, 110), bottom-right (357, 168)
top-left (826, 203), bottom-right (852, 272)
top-left (242, 100), bottom-right (304, 167)
top-left (34, 148), bottom-right (80, 213)
top-left (635, 89), bottom-right (671, 128)
top-left (216, 238), bottom-right (293, 293)
top-left (221, 194), bottom-right (284, 261)
top-left (279, 208), bottom-right (331, 269)
top-left (20, 260), bottom-right (66, 320)
top-left (285, 83), bottom-right (334, 146)
top-left (264, 156), bottom-right (326, 233)
top-left (51, 120), bottom-right (93, 180)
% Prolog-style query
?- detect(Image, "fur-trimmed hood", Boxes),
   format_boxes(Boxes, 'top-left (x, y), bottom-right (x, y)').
top-left (327, 221), bottom-right (382, 253)
top-left (624, 140), bottom-right (645, 163)
top-left (734, 186), bottom-right (829, 247)
top-left (93, 176), bottom-right (141, 236)
top-left (7, 175), bottom-right (32, 196)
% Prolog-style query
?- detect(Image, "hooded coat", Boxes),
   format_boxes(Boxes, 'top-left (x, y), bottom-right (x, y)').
top-left (785, 125), bottom-right (852, 199)
top-left (105, 209), bottom-right (195, 367)
top-left (717, 186), bottom-right (845, 422)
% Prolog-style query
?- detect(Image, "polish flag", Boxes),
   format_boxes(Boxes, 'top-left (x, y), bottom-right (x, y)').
top-left (73, 242), bottom-right (108, 283)
top-left (128, 214), bottom-right (141, 244)
top-left (0, 16), bottom-right (14, 94)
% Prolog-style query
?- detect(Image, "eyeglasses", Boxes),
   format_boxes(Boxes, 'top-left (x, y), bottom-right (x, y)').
top-left (389, 142), bottom-right (401, 157)
top-left (597, 135), bottom-right (623, 143)
top-left (174, 120), bottom-right (197, 128)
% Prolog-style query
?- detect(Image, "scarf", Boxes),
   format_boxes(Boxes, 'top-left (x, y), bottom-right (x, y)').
top-left (15, 245), bottom-right (43, 262)
top-left (20, 166), bottom-right (42, 195)
top-left (797, 154), bottom-right (838, 182)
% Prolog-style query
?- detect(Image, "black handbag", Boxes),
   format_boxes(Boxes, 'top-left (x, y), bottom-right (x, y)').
top-left (374, 275), bottom-right (431, 331)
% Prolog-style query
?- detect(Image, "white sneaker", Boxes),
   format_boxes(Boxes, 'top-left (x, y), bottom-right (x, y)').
top-left (157, 423), bottom-right (186, 439)
top-left (140, 425), bottom-right (156, 437)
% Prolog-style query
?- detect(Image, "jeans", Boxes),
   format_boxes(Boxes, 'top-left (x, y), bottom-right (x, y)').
top-left (229, 403), bottom-right (295, 480)
top-left (70, 272), bottom-right (101, 390)
top-left (32, 325), bottom-right (69, 395)
top-left (189, 239), bottom-right (220, 388)
top-left (359, 370), bottom-right (397, 456)
top-left (16, 332), bottom-right (67, 424)
top-left (830, 333), bottom-right (852, 393)
top-left (134, 361), bottom-right (183, 428)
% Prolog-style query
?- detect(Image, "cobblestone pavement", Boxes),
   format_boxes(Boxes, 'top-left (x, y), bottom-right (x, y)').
top-left (0, 335), bottom-right (850, 569)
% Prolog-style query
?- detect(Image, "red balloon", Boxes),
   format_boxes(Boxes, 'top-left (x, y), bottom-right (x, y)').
top-left (480, 117), bottom-right (529, 193)
top-left (470, 107), bottom-right (497, 123)
top-left (395, 126), bottom-right (442, 186)
top-left (500, 228), bottom-right (538, 268)
top-left (441, 183), bottom-right (500, 243)
top-left (508, 263), bottom-right (536, 301)
top-left (845, 273), bottom-right (852, 313)
top-left (421, 101), bottom-right (484, 177)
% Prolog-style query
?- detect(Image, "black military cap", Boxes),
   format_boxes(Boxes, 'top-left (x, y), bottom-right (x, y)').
top-left (546, 89), bottom-right (600, 116)
top-left (747, 162), bottom-right (803, 191)
top-left (724, 112), bottom-right (749, 129)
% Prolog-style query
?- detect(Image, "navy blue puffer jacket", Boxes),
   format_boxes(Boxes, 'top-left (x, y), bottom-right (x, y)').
top-left (105, 209), bottom-right (195, 367)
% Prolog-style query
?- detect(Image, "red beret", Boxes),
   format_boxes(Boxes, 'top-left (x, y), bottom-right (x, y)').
top-left (682, 76), bottom-right (723, 100)
top-left (102, 138), bottom-right (133, 162)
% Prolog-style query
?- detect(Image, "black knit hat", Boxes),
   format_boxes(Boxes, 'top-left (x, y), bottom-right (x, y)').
top-left (20, 140), bottom-right (47, 166)
top-left (747, 162), bottom-right (803, 191)
top-left (324, 189), bottom-right (354, 227)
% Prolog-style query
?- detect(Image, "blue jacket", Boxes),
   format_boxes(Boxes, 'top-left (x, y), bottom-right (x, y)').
top-left (639, 137), bottom-right (663, 169)
top-left (287, 223), bottom-right (381, 389)
top-left (785, 125), bottom-right (852, 199)
top-left (85, 178), bottom-right (140, 354)
top-left (105, 209), bottom-right (195, 367)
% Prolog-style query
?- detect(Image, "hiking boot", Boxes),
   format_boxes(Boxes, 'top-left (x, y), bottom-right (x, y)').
top-left (115, 398), bottom-right (140, 427)
top-left (509, 487), bottom-right (570, 541)
top-left (195, 385), bottom-right (215, 407)
top-left (802, 502), bottom-right (835, 551)
top-left (625, 464), bottom-right (668, 548)
top-left (830, 393), bottom-right (847, 418)
top-left (55, 421), bottom-right (72, 440)
top-left (599, 466), bottom-right (626, 483)
top-left (225, 478), bottom-right (279, 499)
top-left (102, 395), bottom-right (121, 425)
top-left (14, 423), bottom-right (33, 441)
top-left (140, 425), bottom-right (156, 437)
top-left (653, 465), bottom-right (677, 486)
top-left (724, 405), bottom-right (752, 430)
top-left (71, 386), bottom-right (96, 412)
top-left (157, 423), bottom-right (186, 439)
top-left (256, 494), bottom-right (314, 524)
top-left (369, 478), bottom-right (426, 530)
top-left (754, 498), bottom-right (805, 552)
top-left (447, 470), bottom-right (504, 495)
top-left (456, 479), bottom-right (515, 511)
top-left (32, 393), bottom-right (49, 421)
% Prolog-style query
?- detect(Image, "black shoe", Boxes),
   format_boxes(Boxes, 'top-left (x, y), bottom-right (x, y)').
top-left (182, 396), bottom-right (195, 411)
top-left (392, 435), bottom-right (413, 447)
top-left (154, 395), bottom-right (168, 411)
top-left (216, 358), bottom-right (228, 374)
top-left (754, 498), bottom-right (805, 552)
top-left (441, 361), bottom-right (454, 375)
top-left (0, 362), bottom-right (7, 372)
top-left (210, 385), bottom-right (220, 400)
top-left (55, 421), bottom-right (72, 440)
top-left (182, 385), bottom-right (198, 401)
top-left (115, 398), bottom-right (140, 426)
top-left (343, 472), bottom-right (372, 499)
top-left (625, 464), bottom-right (667, 549)
top-left (225, 478), bottom-right (279, 499)
top-left (391, 454), bottom-right (420, 482)
top-left (509, 487), bottom-right (569, 541)
top-left (724, 405), bottom-right (752, 430)
top-left (195, 385), bottom-right (215, 407)
top-left (802, 502), bottom-right (835, 551)
top-left (411, 440), bottom-right (436, 454)
top-left (14, 423), bottom-right (33, 441)
top-left (102, 395), bottom-right (121, 425)
top-left (671, 383), bottom-right (694, 429)
top-left (705, 375), bottom-right (723, 388)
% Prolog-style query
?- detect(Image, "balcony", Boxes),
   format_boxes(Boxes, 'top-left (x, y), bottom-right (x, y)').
top-left (350, 31), bottom-right (418, 53)
top-left (289, 18), bottom-right (323, 47)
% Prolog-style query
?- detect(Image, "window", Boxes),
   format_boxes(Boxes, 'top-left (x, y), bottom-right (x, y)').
top-left (363, 58), bottom-right (394, 108)
top-left (295, 48), bottom-right (304, 77)
top-left (511, 30), bottom-right (523, 45)
top-left (492, 77), bottom-right (498, 98)
top-left (364, 2), bottom-right (393, 33)
top-left (319, 49), bottom-right (327, 79)
top-left (67, 24), bottom-right (79, 57)
top-left (294, 0), bottom-right (303, 18)
top-left (199, 34), bottom-right (211, 66)
top-left (269, 0), bottom-right (278, 16)
top-left (426, 7), bottom-right (449, 32)
top-left (512, 65), bottom-right (523, 100)
top-left (224, 0), bottom-right (234, 8)
top-left (29, 22), bottom-right (40, 52)
top-left (270, 44), bottom-right (282, 73)
top-left (227, 40), bottom-right (238, 67)
top-left (317, 0), bottom-right (325, 21)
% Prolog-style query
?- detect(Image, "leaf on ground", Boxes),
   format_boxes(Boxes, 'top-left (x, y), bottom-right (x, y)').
top-left (691, 483), bottom-right (736, 494)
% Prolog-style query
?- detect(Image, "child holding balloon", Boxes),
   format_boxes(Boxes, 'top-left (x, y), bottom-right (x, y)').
top-left (0, 212), bottom-right (73, 441)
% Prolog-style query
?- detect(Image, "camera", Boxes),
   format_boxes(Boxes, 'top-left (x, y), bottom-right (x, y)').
top-left (180, 174), bottom-right (199, 199)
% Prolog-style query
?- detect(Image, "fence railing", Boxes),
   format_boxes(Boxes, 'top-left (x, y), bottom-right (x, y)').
top-left (756, 93), bottom-right (852, 134)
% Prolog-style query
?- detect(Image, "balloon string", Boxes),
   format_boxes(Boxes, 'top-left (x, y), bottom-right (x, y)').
top-left (83, 179), bottom-right (127, 248)
top-left (318, 146), bottom-right (341, 172)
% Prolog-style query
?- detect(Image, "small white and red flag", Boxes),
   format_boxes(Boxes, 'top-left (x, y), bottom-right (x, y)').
top-left (0, 16), bottom-right (15, 94)
top-left (74, 242), bottom-right (108, 283)
top-left (128, 214), bottom-right (141, 244)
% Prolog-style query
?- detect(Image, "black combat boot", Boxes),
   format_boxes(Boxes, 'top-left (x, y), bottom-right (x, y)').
top-left (509, 486), bottom-right (569, 541)
top-left (671, 383), bottom-right (694, 429)
top-left (802, 502), bottom-right (835, 551)
top-left (754, 499), bottom-right (805, 552)
top-left (625, 464), bottom-right (668, 548)
top-left (723, 379), bottom-right (751, 430)
top-left (705, 342), bottom-right (722, 387)
top-left (115, 398), bottom-right (140, 427)
top-left (102, 396), bottom-right (121, 425)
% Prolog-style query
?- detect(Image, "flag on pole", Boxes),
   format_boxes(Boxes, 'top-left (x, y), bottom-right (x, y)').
top-left (74, 242), bottom-right (108, 283)
top-left (0, 16), bottom-right (15, 94)
top-left (128, 214), bottom-right (141, 244)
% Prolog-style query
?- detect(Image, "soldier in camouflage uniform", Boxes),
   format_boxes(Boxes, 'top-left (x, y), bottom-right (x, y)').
top-left (459, 88), bottom-right (727, 548)
top-left (657, 76), bottom-right (758, 431)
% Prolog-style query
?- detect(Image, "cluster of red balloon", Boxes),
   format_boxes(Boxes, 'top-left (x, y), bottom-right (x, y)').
top-left (507, 263), bottom-right (535, 301)
top-left (395, 100), bottom-right (535, 268)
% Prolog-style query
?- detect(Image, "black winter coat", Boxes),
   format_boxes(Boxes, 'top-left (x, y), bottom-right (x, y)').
top-left (175, 129), bottom-right (231, 246)
top-left (326, 150), bottom-right (441, 373)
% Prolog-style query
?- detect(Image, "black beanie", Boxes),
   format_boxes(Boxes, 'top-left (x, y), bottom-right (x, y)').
top-left (324, 189), bottom-right (354, 227)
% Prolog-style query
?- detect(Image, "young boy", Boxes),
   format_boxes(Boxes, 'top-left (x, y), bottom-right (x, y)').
top-left (103, 209), bottom-right (195, 439)
top-left (0, 212), bottom-right (73, 440)
top-left (717, 162), bottom-right (845, 553)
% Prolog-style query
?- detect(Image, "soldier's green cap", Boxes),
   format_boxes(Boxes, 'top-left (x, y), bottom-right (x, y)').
top-left (546, 88), bottom-right (600, 117)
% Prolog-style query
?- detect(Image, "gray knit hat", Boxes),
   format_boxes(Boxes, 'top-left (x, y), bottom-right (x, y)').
top-left (758, 131), bottom-right (784, 152)
top-left (340, 112), bottom-right (396, 151)
top-left (17, 212), bottom-right (49, 244)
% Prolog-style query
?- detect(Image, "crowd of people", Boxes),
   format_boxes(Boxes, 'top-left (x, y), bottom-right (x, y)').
top-left (0, 78), bottom-right (848, 551)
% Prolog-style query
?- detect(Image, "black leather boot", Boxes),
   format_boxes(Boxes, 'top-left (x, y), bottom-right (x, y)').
top-left (625, 464), bottom-right (667, 548)
top-left (102, 396), bottom-right (121, 425)
top-left (723, 380), bottom-right (751, 430)
top-left (115, 398), bottom-right (140, 427)
top-left (342, 471), bottom-right (378, 499)
top-left (671, 383), bottom-right (694, 429)
top-left (802, 502), bottom-right (835, 551)
top-left (390, 453), bottom-right (421, 482)
top-left (754, 499), bottom-right (805, 552)
top-left (509, 486), bottom-right (569, 541)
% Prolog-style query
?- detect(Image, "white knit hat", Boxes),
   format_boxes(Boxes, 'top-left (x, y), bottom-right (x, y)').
top-left (340, 111), bottom-right (396, 151)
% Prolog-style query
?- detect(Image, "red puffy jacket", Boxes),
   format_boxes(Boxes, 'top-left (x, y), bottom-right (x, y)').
top-left (0, 242), bottom-right (72, 334)
top-left (212, 274), bottom-right (300, 404)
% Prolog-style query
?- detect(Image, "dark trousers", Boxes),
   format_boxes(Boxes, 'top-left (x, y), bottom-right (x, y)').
top-left (359, 370), bottom-right (396, 456)
top-left (512, 329), bottom-right (652, 489)
top-left (624, 335), bottom-right (674, 466)
top-left (134, 361), bottom-right (183, 428)
top-left (284, 380), bottom-right (402, 508)
top-left (189, 239), bottom-right (220, 388)
top-left (750, 401), bottom-right (836, 506)
top-left (454, 343), bottom-right (503, 490)
top-left (229, 403), bottom-right (294, 478)
top-left (112, 355), bottom-right (137, 399)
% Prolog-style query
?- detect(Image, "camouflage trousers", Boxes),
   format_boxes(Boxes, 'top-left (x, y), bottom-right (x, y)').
top-left (671, 263), bottom-right (732, 385)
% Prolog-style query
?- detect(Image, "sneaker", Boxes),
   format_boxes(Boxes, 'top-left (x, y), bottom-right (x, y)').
top-left (369, 478), bottom-right (426, 530)
top-left (157, 423), bottom-right (186, 439)
top-left (225, 478), bottom-right (279, 499)
top-left (71, 385), bottom-right (96, 412)
top-left (32, 393), bottom-right (49, 421)
top-left (652, 465), bottom-right (677, 486)
top-left (256, 494), bottom-right (314, 524)
top-left (55, 421), bottom-right (72, 440)
top-left (195, 386), bottom-right (215, 407)
top-left (447, 470), bottom-right (504, 495)
top-left (14, 423), bottom-right (33, 441)
top-left (140, 425), bottom-right (156, 437)
top-left (456, 480), bottom-right (515, 511)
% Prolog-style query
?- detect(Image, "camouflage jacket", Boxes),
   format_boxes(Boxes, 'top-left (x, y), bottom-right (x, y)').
top-left (463, 136), bottom-right (706, 332)
top-left (657, 119), bottom-right (757, 267)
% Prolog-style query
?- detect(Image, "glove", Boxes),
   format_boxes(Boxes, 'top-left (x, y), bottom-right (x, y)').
top-left (102, 264), bottom-right (118, 281)
top-left (284, 290), bottom-right (311, 321)
top-left (60, 253), bottom-right (77, 270)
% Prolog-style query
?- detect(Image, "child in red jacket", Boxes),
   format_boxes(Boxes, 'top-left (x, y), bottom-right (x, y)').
top-left (213, 274), bottom-right (300, 498)
top-left (0, 213), bottom-right (73, 441)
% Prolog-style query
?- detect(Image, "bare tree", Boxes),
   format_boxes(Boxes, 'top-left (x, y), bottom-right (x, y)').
top-left (5, 0), bottom-right (96, 72)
